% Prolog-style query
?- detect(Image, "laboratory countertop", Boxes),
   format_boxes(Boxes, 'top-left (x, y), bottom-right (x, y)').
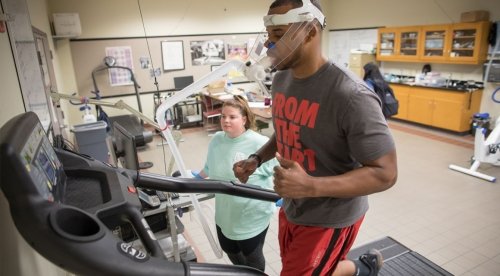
top-left (388, 81), bottom-right (483, 92)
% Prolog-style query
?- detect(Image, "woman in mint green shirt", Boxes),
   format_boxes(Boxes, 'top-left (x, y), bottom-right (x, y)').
top-left (197, 95), bottom-right (277, 272)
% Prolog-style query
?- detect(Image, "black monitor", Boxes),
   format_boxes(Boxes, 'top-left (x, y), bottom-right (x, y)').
top-left (173, 75), bottom-right (194, 90)
top-left (113, 122), bottom-right (139, 171)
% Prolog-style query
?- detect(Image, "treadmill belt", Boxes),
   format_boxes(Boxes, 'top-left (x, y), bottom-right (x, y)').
top-left (382, 251), bottom-right (452, 276)
top-left (347, 236), bottom-right (453, 276)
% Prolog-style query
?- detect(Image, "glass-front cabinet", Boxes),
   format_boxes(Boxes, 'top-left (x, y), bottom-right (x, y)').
top-left (377, 27), bottom-right (420, 61)
top-left (421, 24), bottom-right (449, 62)
top-left (398, 28), bottom-right (420, 58)
top-left (378, 21), bottom-right (490, 64)
top-left (378, 28), bottom-right (397, 58)
top-left (449, 22), bottom-right (489, 64)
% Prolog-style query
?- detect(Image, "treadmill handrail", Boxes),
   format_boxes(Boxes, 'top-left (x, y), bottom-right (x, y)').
top-left (135, 171), bottom-right (280, 203)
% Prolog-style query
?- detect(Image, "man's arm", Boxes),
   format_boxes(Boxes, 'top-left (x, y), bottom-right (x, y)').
top-left (233, 133), bottom-right (278, 183)
top-left (253, 133), bottom-right (278, 164)
top-left (273, 149), bottom-right (397, 198)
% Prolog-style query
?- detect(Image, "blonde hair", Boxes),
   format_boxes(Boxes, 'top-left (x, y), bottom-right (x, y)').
top-left (222, 95), bottom-right (256, 130)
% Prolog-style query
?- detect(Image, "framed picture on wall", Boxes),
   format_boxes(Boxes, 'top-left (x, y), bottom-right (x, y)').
top-left (161, 40), bottom-right (185, 71)
top-left (227, 41), bottom-right (248, 61)
top-left (190, 39), bottom-right (225, 66)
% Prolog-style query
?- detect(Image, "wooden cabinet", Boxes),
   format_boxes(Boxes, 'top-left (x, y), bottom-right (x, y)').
top-left (390, 84), bottom-right (482, 132)
top-left (448, 22), bottom-right (490, 64)
top-left (391, 84), bottom-right (410, 120)
top-left (378, 21), bottom-right (490, 64)
top-left (420, 24), bottom-right (450, 62)
top-left (377, 26), bottom-right (421, 61)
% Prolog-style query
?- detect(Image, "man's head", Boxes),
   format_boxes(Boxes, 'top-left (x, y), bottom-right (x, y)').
top-left (264, 0), bottom-right (326, 71)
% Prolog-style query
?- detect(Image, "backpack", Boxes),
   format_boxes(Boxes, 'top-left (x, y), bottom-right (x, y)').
top-left (366, 79), bottom-right (399, 118)
top-left (381, 86), bottom-right (399, 118)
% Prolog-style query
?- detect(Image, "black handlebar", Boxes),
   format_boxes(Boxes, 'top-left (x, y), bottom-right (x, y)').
top-left (134, 171), bottom-right (281, 203)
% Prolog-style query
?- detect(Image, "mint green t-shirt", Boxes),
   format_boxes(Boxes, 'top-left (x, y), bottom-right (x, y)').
top-left (203, 130), bottom-right (277, 240)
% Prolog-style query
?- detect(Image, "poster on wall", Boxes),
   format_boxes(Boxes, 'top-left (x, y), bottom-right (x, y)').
top-left (190, 39), bottom-right (225, 66)
top-left (105, 46), bottom-right (134, 86)
top-left (227, 41), bottom-right (248, 61)
top-left (161, 40), bottom-right (185, 71)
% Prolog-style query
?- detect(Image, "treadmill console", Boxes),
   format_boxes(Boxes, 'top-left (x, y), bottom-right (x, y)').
top-left (19, 122), bottom-right (65, 202)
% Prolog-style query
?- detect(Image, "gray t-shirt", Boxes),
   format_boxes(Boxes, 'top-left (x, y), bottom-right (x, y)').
top-left (271, 61), bottom-right (395, 228)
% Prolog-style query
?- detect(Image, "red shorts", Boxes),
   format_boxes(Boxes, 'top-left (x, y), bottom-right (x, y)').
top-left (278, 208), bottom-right (364, 276)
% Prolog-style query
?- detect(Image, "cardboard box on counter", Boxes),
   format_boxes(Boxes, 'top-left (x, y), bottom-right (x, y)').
top-left (460, 10), bottom-right (489, 23)
top-left (207, 80), bottom-right (225, 94)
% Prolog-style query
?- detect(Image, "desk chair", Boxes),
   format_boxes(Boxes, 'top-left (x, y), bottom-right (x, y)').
top-left (200, 94), bottom-right (222, 133)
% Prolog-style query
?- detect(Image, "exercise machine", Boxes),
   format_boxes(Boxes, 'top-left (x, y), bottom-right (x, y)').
top-left (91, 56), bottom-right (153, 148)
top-left (449, 116), bottom-right (500, 182)
top-left (0, 112), bottom-right (279, 275)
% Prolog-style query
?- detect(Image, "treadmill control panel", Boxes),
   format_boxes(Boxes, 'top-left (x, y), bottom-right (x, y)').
top-left (19, 123), bottom-right (64, 202)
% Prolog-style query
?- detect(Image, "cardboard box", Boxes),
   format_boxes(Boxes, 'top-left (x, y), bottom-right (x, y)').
top-left (460, 10), bottom-right (489, 23)
top-left (207, 80), bottom-right (225, 94)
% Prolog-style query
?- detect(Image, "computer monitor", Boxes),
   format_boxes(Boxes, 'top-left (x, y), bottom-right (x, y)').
top-left (113, 122), bottom-right (139, 171)
top-left (173, 76), bottom-right (194, 90)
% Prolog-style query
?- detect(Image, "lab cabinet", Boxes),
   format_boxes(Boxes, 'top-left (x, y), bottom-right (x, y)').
top-left (420, 21), bottom-right (490, 64)
top-left (391, 84), bottom-right (410, 120)
top-left (390, 84), bottom-right (483, 132)
top-left (377, 26), bottom-right (421, 62)
top-left (448, 21), bottom-right (490, 64)
top-left (378, 21), bottom-right (490, 65)
top-left (420, 24), bottom-right (450, 62)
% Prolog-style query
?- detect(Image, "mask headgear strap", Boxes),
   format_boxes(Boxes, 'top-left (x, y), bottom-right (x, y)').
top-left (263, 0), bottom-right (326, 29)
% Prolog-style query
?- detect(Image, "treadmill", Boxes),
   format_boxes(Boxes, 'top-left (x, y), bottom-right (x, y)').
top-left (91, 56), bottom-right (153, 148)
top-left (0, 112), bottom-right (279, 276)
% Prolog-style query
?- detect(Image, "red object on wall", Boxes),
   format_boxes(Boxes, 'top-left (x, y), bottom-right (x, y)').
top-left (0, 21), bottom-right (5, 33)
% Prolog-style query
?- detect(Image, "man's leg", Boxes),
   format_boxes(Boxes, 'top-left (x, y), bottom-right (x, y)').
top-left (278, 209), bottom-right (365, 276)
top-left (334, 249), bottom-right (383, 276)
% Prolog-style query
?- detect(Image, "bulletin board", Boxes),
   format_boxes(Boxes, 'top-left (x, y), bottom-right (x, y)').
top-left (328, 27), bottom-right (379, 68)
top-left (70, 33), bottom-right (260, 98)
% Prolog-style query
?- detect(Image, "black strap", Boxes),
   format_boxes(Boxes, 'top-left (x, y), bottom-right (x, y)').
top-left (312, 228), bottom-right (341, 276)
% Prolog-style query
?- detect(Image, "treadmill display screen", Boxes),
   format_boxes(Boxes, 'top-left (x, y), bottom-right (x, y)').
top-left (21, 124), bottom-right (63, 202)
top-left (37, 147), bottom-right (56, 186)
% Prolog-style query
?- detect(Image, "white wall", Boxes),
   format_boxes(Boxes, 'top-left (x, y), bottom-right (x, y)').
top-left (47, 0), bottom-right (278, 127)
top-left (0, 0), bottom-right (71, 274)
top-left (0, 14), bottom-right (30, 276)
top-left (327, 0), bottom-right (500, 28)
top-left (49, 0), bottom-right (271, 37)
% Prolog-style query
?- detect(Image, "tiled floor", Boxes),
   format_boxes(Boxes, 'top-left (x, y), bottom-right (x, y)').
top-left (139, 119), bottom-right (500, 276)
